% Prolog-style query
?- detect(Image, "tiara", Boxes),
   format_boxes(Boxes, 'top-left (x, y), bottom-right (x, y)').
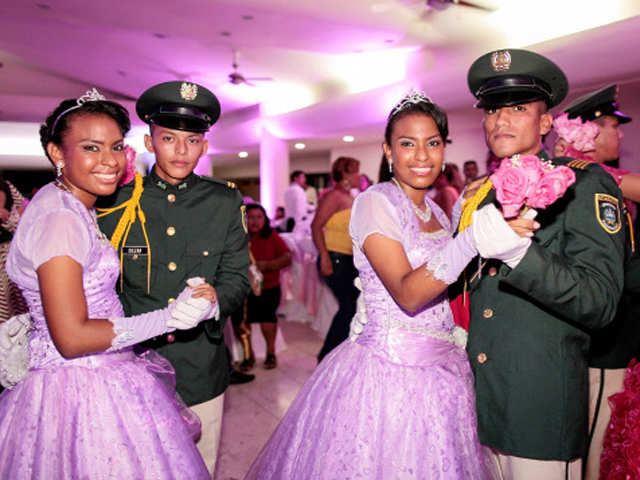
top-left (390, 89), bottom-right (433, 117)
top-left (50, 88), bottom-right (107, 134)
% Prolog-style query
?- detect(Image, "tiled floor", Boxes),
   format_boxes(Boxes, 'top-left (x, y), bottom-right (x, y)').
top-left (214, 319), bottom-right (323, 480)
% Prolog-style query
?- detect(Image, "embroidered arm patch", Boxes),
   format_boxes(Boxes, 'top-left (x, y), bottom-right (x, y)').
top-left (595, 193), bottom-right (621, 234)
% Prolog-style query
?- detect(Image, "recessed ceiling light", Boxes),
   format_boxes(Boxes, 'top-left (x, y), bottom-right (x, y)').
top-left (241, 15), bottom-right (254, 20)
top-left (342, 135), bottom-right (355, 143)
top-left (294, 143), bottom-right (306, 150)
top-left (153, 33), bottom-right (167, 39)
top-left (238, 151), bottom-right (249, 158)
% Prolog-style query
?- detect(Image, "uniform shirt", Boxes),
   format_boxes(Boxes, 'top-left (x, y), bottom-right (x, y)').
top-left (284, 182), bottom-right (309, 229)
top-left (457, 152), bottom-right (626, 460)
top-left (97, 168), bottom-right (250, 406)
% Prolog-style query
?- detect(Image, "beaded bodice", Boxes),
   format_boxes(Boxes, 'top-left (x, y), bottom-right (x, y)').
top-left (6, 184), bottom-right (125, 368)
top-left (352, 183), bottom-right (457, 363)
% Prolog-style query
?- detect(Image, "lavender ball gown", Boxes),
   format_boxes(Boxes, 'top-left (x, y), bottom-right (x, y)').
top-left (246, 182), bottom-right (493, 479)
top-left (0, 183), bottom-right (209, 479)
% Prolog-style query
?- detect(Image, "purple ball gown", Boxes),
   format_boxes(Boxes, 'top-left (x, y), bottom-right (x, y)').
top-left (0, 183), bottom-right (209, 479)
top-left (246, 182), bottom-right (494, 479)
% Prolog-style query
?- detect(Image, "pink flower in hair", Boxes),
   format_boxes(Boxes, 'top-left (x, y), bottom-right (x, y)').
top-left (119, 145), bottom-right (137, 186)
top-left (553, 113), bottom-right (599, 153)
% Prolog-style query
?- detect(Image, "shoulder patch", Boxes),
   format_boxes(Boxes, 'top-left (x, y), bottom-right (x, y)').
top-left (595, 193), bottom-right (621, 234)
top-left (240, 205), bottom-right (248, 233)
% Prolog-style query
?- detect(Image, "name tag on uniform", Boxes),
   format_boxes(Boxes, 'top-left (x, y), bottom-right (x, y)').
top-left (124, 246), bottom-right (149, 256)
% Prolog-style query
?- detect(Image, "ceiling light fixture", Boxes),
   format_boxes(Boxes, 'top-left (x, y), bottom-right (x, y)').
top-left (294, 143), bottom-right (306, 150)
top-left (238, 151), bottom-right (249, 158)
top-left (342, 135), bottom-right (355, 143)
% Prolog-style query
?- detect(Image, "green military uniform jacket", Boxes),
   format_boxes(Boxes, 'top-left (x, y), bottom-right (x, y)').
top-left (460, 152), bottom-right (626, 460)
top-left (98, 168), bottom-right (250, 406)
top-left (588, 205), bottom-right (640, 368)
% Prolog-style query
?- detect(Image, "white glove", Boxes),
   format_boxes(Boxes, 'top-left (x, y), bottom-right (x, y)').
top-left (348, 277), bottom-right (368, 342)
top-left (472, 204), bottom-right (535, 269)
top-left (167, 277), bottom-right (220, 330)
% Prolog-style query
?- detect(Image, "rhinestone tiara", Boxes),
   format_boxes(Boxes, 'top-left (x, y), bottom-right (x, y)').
top-left (50, 88), bottom-right (107, 134)
top-left (390, 89), bottom-right (433, 117)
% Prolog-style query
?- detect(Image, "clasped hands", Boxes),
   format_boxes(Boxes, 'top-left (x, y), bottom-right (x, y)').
top-left (167, 277), bottom-right (219, 329)
top-left (472, 204), bottom-right (540, 268)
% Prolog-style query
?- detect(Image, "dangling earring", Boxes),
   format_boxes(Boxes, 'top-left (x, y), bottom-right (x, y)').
top-left (56, 163), bottom-right (63, 178)
top-left (441, 163), bottom-right (445, 173)
top-left (388, 157), bottom-right (393, 174)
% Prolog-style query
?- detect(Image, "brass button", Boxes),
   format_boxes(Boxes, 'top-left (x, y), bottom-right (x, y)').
top-left (167, 194), bottom-right (176, 203)
top-left (166, 226), bottom-right (176, 236)
top-left (168, 297), bottom-right (175, 304)
top-left (488, 267), bottom-right (497, 276)
top-left (477, 352), bottom-right (488, 364)
top-left (203, 250), bottom-right (209, 257)
top-left (132, 254), bottom-right (139, 261)
top-left (483, 308), bottom-right (493, 319)
top-left (168, 261), bottom-right (177, 272)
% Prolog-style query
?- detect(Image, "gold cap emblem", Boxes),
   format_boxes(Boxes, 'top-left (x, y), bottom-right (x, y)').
top-left (180, 82), bottom-right (198, 101)
top-left (491, 50), bottom-right (512, 72)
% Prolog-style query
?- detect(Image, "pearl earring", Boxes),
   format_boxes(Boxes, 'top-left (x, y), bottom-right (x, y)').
top-left (441, 163), bottom-right (445, 173)
top-left (56, 163), bottom-right (63, 178)
top-left (387, 157), bottom-right (393, 174)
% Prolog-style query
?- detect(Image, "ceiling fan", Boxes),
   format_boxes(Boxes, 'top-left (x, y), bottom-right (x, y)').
top-left (228, 49), bottom-right (273, 87)
top-left (425, 0), bottom-right (500, 11)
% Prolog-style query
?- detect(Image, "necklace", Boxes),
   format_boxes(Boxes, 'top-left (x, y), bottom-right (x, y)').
top-left (55, 180), bottom-right (111, 247)
top-left (390, 177), bottom-right (432, 223)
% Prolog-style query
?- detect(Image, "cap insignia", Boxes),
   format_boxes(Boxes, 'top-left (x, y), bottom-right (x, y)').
top-left (180, 82), bottom-right (198, 101)
top-left (594, 110), bottom-right (602, 118)
top-left (491, 50), bottom-right (512, 72)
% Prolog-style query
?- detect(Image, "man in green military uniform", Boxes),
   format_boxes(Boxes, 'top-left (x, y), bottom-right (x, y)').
top-left (457, 50), bottom-right (627, 479)
top-left (98, 81), bottom-right (250, 475)
top-left (563, 84), bottom-right (638, 479)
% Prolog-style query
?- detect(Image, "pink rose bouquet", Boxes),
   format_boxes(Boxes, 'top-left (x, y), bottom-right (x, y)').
top-left (119, 145), bottom-right (137, 186)
top-left (490, 154), bottom-right (576, 218)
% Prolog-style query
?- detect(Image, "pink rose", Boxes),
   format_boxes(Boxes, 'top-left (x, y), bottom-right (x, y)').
top-left (528, 166), bottom-right (576, 209)
top-left (518, 155), bottom-right (544, 197)
top-left (490, 162), bottom-right (529, 218)
top-left (119, 145), bottom-right (137, 186)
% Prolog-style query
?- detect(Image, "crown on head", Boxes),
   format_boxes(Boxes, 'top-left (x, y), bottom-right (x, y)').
top-left (50, 88), bottom-right (107, 134)
top-left (390, 89), bottom-right (433, 117)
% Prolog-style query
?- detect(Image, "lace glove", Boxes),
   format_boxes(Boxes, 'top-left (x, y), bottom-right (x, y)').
top-left (109, 278), bottom-right (217, 350)
top-left (0, 313), bottom-right (32, 389)
top-left (426, 224), bottom-right (478, 285)
top-left (472, 204), bottom-right (534, 269)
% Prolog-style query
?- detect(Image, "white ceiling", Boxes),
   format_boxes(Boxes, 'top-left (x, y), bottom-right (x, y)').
top-left (1, 0), bottom-right (639, 167)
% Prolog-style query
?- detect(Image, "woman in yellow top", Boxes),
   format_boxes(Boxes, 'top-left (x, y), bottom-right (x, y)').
top-left (311, 156), bottom-right (361, 361)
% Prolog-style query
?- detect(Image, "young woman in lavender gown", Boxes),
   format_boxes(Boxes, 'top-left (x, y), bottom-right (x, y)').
top-left (0, 91), bottom-right (218, 479)
top-left (245, 92), bottom-right (537, 479)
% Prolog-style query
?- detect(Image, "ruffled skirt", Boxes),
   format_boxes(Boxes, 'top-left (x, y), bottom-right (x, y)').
top-left (0, 349), bottom-right (209, 479)
top-left (600, 358), bottom-right (640, 479)
top-left (245, 339), bottom-right (494, 479)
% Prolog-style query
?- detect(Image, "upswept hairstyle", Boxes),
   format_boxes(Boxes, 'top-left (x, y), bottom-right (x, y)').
top-left (39, 99), bottom-right (131, 165)
top-left (331, 156), bottom-right (360, 183)
top-left (384, 96), bottom-right (449, 146)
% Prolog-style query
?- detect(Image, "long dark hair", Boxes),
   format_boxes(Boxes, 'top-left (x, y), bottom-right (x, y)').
top-left (246, 203), bottom-right (273, 238)
top-left (39, 98), bottom-right (130, 166)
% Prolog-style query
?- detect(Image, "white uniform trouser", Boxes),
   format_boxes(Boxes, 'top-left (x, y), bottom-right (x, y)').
top-left (491, 449), bottom-right (582, 480)
top-left (585, 367), bottom-right (626, 480)
top-left (191, 393), bottom-right (225, 478)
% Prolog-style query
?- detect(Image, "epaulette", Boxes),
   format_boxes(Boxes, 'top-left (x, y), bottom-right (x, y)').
top-left (198, 176), bottom-right (237, 190)
top-left (566, 158), bottom-right (594, 170)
